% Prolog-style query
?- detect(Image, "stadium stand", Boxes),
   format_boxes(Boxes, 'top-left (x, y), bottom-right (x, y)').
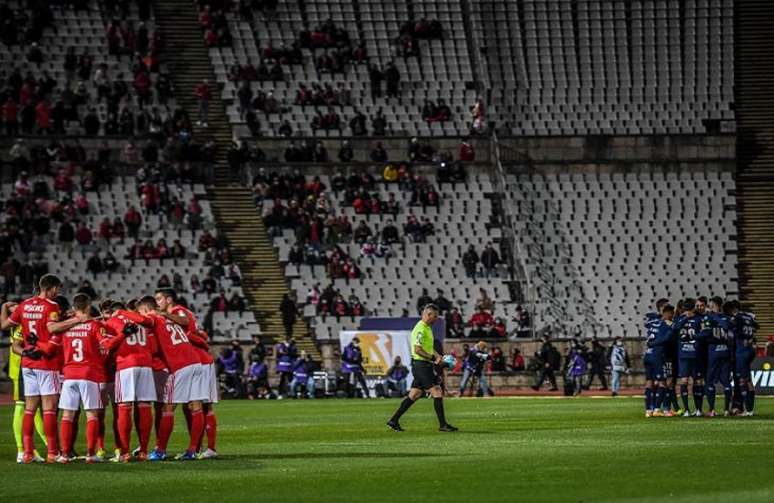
top-left (506, 168), bottom-right (738, 338)
top-left (472, 0), bottom-right (734, 136)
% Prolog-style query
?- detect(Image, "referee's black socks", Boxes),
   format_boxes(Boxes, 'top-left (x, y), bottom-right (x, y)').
top-left (390, 397), bottom-right (415, 423)
top-left (433, 397), bottom-right (446, 426)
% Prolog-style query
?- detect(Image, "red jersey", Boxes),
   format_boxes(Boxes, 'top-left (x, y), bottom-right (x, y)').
top-left (148, 313), bottom-right (200, 372)
top-left (170, 305), bottom-right (214, 365)
top-left (61, 320), bottom-right (108, 382)
top-left (9, 296), bottom-right (62, 371)
top-left (103, 310), bottom-right (158, 371)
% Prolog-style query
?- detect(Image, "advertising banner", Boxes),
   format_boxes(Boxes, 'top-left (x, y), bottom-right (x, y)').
top-left (339, 331), bottom-right (412, 381)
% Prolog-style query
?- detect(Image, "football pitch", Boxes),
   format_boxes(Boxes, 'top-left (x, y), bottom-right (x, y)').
top-left (3, 397), bottom-right (774, 502)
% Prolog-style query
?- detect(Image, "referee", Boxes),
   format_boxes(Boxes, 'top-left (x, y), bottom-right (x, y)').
top-left (387, 304), bottom-right (457, 432)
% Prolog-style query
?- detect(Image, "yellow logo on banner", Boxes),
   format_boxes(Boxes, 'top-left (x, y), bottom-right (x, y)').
top-left (358, 333), bottom-right (392, 376)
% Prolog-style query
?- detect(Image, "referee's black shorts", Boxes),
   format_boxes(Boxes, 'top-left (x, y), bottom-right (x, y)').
top-left (411, 360), bottom-right (441, 390)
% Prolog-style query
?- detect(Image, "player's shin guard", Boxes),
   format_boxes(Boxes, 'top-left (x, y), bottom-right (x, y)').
top-left (22, 410), bottom-right (35, 455)
top-left (86, 417), bottom-right (99, 457)
top-left (747, 388), bottom-right (755, 412)
top-left (187, 410), bottom-right (204, 453)
top-left (34, 409), bottom-right (47, 447)
top-left (723, 386), bottom-right (732, 412)
top-left (137, 404), bottom-right (153, 454)
top-left (42, 410), bottom-right (58, 456)
top-left (117, 404), bottom-right (133, 454)
top-left (433, 397), bottom-right (447, 426)
top-left (390, 397), bottom-right (416, 423)
top-left (205, 410), bottom-right (217, 451)
top-left (97, 409), bottom-right (106, 451)
top-left (644, 388), bottom-right (653, 411)
top-left (693, 384), bottom-right (704, 411)
top-left (69, 409), bottom-right (80, 454)
top-left (13, 403), bottom-right (24, 451)
top-left (680, 384), bottom-right (690, 410)
top-left (60, 417), bottom-right (73, 458)
top-left (156, 412), bottom-right (175, 452)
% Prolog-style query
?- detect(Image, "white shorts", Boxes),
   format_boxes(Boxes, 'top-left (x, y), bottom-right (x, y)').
top-left (22, 368), bottom-right (62, 397)
top-left (202, 363), bottom-right (219, 404)
top-left (59, 379), bottom-right (104, 411)
top-left (115, 367), bottom-right (157, 403)
top-left (153, 370), bottom-right (169, 402)
top-left (164, 364), bottom-right (208, 404)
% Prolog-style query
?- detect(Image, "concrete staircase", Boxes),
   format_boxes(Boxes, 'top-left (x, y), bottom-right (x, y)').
top-left (734, 0), bottom-right (774, 337)
top-left (155, 0), bottom-right (318, 357)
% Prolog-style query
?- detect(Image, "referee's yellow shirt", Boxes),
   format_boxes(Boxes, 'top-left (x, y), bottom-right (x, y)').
top-left (9, 326), bottom-right (21, 381)
top-left (410, 321), bottom-right (434, 361)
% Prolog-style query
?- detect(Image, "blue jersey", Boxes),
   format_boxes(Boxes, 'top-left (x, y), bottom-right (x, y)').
top-left (644, 312), bottom-right (660, 336)
top-left (701, 312), bottom-right (732, 359)
top-left (645, 319), bottom-right (674, 362)
top-left (732, 311), bottom-right (758, 354)
top-left (675, 315), bottom-right (702, 359)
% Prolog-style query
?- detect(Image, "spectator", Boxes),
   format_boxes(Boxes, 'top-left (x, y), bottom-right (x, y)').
top-left (467, 306), bottom-right (494, 332)
top-left (58, 220), bottom-right (75, 254)
top-left (27, 42), bottom-right (44, 64)
top-left (471, 96), bottom-right (486, 134)
top-left (372, 108), bottom-right (387, 135)
top-left (77, 279), bottom-right (98, 299)
top-left (370, 142), bottom-right (388, 163)
top-left (353, 221), bottom-right (372, 244)
top-left (567, 349), bottom-right (587, 396)
top-left (103, 252), bottom-right (119, 273)
top-left (458, 138), bottom-right (475, 161)
top-left (462, 245), bottom-right (479, 279)
top-left (157, 274), bottom-right (172, 289)
top-left (290, 351), bottom-right (316, 399)
top-left (381, 220), bottom-right (400, 245)
top-left (585, 339), bottom-right (609, 391)
top-left (510, 348), bottom-right (525, 371)
top-left (513, 305), bottom-right (531, 337)
top-left (338, 140), bottom-right (354, 162)
top-left (75, 221), bottom-right (93, 246)
top-left (124, 206), bottom-right (142, 239)
top-left (475, 288), bottom-right (495, 312)
top-left (446, 307), bottom-right (465, 338)
top-left (195, 79), bottom-right (211, 127)
top-left (480, 242), bottom-right (500, 278)
top-left (434, 289), bottom-right (452, 313)
top-left (385, 356), bottom-right (409, 397)
top-left (384, 62), bottom-right (400, 98)
top-left (416, 288), bottom-right (433, 314)
top-left (228, 292), bottom-right (246, 312)
top-left (490, 317), bottom-right (507, 338)
top-left (490, 346), bottom-right (506, 371)
top-left (280, 293), bottom-right (298, 339)
top-left (87, 252), bottom-right (103, 275)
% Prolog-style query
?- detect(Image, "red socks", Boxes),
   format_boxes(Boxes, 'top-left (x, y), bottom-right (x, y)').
top-left (156, 412), bottom-right (174, 452)
top-left (60, 417), bottom-right (73, 458)
top-left (42, 410), bottom-right (59, 457)
top-left (137, 404), bottom-right (153, 454)
top-left (112, 403), bottom-right (120, 451)
top-left (86, 417), bottom-right (99, 457)
top-left (117, 404), bottom-right (133, 454)
top-left (205, 410), bottom-right (217, 451)
top-left (22, 410), bottom-right (35, 455)
top-left (154, 403), bottom-right (163, 438)
top-left (187, 410), bottom-right (204, 453)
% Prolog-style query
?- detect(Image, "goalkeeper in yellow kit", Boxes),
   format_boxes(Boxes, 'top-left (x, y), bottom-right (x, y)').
top-left (9, 325), bottom-right (47, 463)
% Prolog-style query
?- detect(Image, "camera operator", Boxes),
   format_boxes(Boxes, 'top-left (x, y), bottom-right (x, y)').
top-left (531, 336), bottom-right (560, 391)
top-left (458, 340), bottom-right (493, 397)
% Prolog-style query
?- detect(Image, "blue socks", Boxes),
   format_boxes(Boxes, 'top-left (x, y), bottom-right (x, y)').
top-left (680, 384), bottom-right (690, 411)
top-left (644, 388), bottom-right (653, 411)
top-left (706, 384), bottom-right (716, 411)
top-left (723, 386), bottom-right (732, 413)
top-left (693, 384), bottom-right (704, 412)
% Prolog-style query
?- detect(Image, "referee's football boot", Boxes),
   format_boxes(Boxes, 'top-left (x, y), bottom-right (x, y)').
top-left (386, 420), bottom-right (404, 432)
top-left (438, 423), bottom-right (458, 432)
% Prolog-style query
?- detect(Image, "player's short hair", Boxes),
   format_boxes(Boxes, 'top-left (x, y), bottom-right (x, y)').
top-left (110, 301), bottom-right (126, 311)
top-left (655, 298), bottom-right (669, 311)
top-left (710, 296), bottom-right (723, 308)
top-left (99, 298), bottom-right (113, 313)
top-left (724, 299), bottom-right (740, 314)
top-left (155, 288), bottom-right (177, 302)
top-left (126, 299), bottom-right (138, 311)
top-left (661, 304), bottom-right (675, 314)
top-left (137, 295), bottom-right (157, 309)
top-left (39, 274), bottom-right (62, 291)
top-left (55, 295), bottom-right (70, 313)
top-left (697, 296), bottom-right (708, 305)
top-left (682, 298), bottom-right (696, 311)
top-left (72, 293), bottom-right (91, 312)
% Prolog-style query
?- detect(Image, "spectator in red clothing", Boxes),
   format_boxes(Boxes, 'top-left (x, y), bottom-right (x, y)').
top-left (54, 169), bottom-right (74, 194)
top-left (2, 98), bottom-right (18, 136)
top-left (75, 221), bottom-right (93, 246)
top-left (467, 307), bottom-right (494, 330)
top-left (142, 239), bottom-right (158, 259)
top-left (510, 348), bottom-right (525, 371)
top-left (352, 194), bottom-right (367, 214)
top-left (211, 290), bottom-right (228, 312)
top-left (124, 206), bottom-right (142, 238)
top-left (369, 196), bottom-right (381, 214)
top-left (141, 183), bottom-right (158, 213)
top-left (195, 79), bottom-right (212, 126)
top-left (489, 317), bottom-right (507, 338)
top-left (133, 70), bottom-right (152, 106)
top-left (333, 295), bottom-right (348, 317)
top-left (98, 217), bottom-right (112, 241)
top-left (342, 258), bottom-right (360, 279)
top-left (35, 99), bottom-right (51, 134)
top-left (198, 230), bottom-right (216, 251)
top-left (112, 217), bottom-right (125, 240)
top-left (204, 28), bottom-right (218, 47)
top-left (199, 5), bottom-right (211, 27)
top-left (458, 138), bottom-right (475, 162)
top-left (75, 193), bottom-right (89, 215)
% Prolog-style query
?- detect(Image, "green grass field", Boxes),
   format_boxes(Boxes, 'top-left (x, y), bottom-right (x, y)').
top-left (3, 397), bottom-right (774, 502)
